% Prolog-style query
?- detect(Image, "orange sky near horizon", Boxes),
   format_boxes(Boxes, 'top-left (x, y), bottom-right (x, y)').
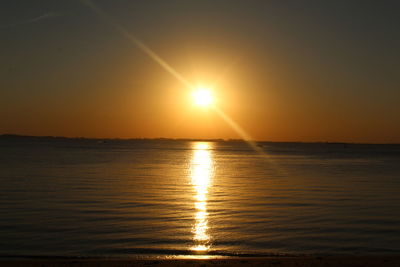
top-left (1, 1), bottom-right (399, 143)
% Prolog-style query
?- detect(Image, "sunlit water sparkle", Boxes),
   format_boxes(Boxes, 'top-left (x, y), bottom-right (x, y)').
top-left (0, 138), bottom-right (400, 257)
top-left (190, 142), bottom-right (213, 252)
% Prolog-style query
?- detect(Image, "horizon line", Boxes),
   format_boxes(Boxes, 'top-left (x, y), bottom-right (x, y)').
top-left (1, 133), bottom-right (399, 145)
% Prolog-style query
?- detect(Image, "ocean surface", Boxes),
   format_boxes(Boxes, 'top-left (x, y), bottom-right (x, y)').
top-left (1, 137), bottom-right (400, 258)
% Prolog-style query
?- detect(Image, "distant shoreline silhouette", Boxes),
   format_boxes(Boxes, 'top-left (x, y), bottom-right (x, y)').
top-left (1, 134), bottom-right (399, 145)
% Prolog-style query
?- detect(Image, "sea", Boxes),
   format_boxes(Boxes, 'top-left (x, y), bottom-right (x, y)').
top-left (1, 136), bottom-right (400, 258)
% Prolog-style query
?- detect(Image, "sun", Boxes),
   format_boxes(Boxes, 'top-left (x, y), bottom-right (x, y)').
top-left (192, 87), bottom-right (214, 107)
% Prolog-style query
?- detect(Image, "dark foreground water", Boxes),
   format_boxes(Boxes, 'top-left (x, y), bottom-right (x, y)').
top-left (1, 137), bottom-right (400, 257)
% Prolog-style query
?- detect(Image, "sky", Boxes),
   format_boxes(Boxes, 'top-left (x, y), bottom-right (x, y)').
top-left (1, 0), bottom-right (399, 143)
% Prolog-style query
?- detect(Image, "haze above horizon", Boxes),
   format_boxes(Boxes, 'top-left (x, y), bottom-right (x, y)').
top-left (1, 1), bottom-right (399, 143)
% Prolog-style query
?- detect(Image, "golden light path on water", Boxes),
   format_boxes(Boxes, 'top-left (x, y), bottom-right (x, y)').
top-left (190, 142), bottom-right (213, 252)
top-left (78, 2), bottom-right (290, 258)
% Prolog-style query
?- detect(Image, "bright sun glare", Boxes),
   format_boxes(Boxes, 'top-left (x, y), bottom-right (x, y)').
top-left (192, 87), bottom-right (214, 107)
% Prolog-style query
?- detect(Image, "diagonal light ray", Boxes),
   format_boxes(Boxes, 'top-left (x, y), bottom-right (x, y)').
top-left (212, 106), bottom-right (266, 155)
top-left (81, 0), bottom-right (193, 90)
top-left (0, 12), bottom-right (59, 29)
top-left (81, 0), bottom-right (271, 157)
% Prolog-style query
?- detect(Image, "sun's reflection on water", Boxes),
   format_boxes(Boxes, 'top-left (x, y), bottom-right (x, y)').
top-left (190, 142), bottom-right (213, 252)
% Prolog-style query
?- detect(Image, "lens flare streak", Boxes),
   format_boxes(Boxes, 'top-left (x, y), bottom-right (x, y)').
top-left (82, 0), bottom-right (268, 158)
top-left (81, 0), bottom-right (193, 90)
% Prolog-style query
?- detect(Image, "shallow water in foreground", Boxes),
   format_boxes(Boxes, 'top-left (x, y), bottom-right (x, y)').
top-left (1, 138), bottom-right (400, 257)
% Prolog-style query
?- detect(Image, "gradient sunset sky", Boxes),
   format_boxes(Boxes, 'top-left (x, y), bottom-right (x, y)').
top-left (1, 1), bottom-right (399, 143)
